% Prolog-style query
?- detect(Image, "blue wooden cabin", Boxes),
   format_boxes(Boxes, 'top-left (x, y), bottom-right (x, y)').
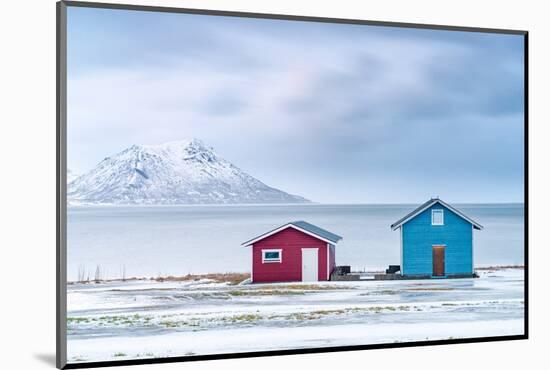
top-left (391, 198), bottom-right (483, 278)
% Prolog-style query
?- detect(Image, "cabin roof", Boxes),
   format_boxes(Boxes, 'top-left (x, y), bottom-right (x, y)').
top-left (242, 220), bottom-right (343, 246)
top-left (390, 198), bottom-right (484, 231)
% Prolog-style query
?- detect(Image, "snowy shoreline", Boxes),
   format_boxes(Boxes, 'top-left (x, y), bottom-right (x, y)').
top-left (67, 265), bottom-right (524, 285)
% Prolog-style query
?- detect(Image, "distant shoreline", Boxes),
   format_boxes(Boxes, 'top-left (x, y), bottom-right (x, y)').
top-left (67, 265), bottom-right (524, 285)
top-left (67, 202), bottom-right (525, 208)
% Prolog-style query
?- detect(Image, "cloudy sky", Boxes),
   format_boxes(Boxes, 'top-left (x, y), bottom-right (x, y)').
top-left (67, 6), bottom-right (525, 204)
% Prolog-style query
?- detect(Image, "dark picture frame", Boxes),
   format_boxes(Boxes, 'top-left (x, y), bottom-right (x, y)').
top-left (56, 1), bottom-right (529, 368)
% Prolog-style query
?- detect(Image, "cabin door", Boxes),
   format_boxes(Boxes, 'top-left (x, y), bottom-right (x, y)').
top-left (302, 248), bottom-right (318, 282)
top-left (432, 246), bottom-right (445, 276)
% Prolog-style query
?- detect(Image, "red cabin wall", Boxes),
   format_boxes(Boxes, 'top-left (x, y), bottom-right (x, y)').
top-left (251, 228), bottom-right (329, 283)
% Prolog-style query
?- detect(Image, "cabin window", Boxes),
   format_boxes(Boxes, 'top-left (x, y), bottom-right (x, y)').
top-left (432, 209), bottom-right (444, 225)
top-left (262, 249), bottom-right (282, 263)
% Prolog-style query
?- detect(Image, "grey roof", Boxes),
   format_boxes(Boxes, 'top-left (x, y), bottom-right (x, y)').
top-left (242, 220), bottom-right (342, 246)
top-left (290, 221), bottom-right (343, 243)
top-left (391, 198), bottom-right (483, 231)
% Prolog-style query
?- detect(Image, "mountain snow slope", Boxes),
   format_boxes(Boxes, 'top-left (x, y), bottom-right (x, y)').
top-left (67, 139), bottom-right (309, 205)
top-left (67, 169), bottom-right (80, 184)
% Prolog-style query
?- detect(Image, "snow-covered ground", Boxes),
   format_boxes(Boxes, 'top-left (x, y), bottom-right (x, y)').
top-left (66, 268), bottom-right (524, 363)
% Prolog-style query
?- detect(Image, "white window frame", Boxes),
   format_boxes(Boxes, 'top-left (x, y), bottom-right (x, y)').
top-left (432, 209), bottom-right (444, 226)
top-left (262, 249), bottom-right (282, 263)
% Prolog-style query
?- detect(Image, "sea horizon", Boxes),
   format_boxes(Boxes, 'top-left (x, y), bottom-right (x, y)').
top-left (67, 201), bottom-right (525, 208)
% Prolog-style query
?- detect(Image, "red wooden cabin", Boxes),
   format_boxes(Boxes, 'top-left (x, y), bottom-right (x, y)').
top-left (242, 221), bottom-right (342, 283)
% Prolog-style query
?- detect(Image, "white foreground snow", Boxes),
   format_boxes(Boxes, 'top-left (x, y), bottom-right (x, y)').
top-left (66, 268), bottom-right (524, 363)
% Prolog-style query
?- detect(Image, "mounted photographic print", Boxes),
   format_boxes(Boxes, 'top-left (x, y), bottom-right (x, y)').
top-left (56, 1), bottom-right (528, 368)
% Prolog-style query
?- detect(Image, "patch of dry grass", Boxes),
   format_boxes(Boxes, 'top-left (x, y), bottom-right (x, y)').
top-left (69, 272), bottom-right (250, 285)
top-left (475, 265), bottom-right (524, 271)
top-left (228, 290), bottom-right (305, 297)
top-left (154, 272), bottom-right (250, 285)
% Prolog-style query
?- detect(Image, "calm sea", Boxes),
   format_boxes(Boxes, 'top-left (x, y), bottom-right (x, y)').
top-left (67, 204), bottom-right (524, 281)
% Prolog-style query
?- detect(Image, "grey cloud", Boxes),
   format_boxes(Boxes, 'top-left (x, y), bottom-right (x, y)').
top-left (67, 8), bottom-right (524, 203)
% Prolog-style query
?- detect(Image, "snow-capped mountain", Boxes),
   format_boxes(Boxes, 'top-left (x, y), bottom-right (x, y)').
top-left (67, 139), bottom-right (310, 205)
top-left (67, 169), bottom-right (80, 184)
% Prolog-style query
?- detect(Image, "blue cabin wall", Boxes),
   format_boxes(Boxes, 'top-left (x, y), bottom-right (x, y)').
top-left (402, 204), bottom-right (473, 276)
